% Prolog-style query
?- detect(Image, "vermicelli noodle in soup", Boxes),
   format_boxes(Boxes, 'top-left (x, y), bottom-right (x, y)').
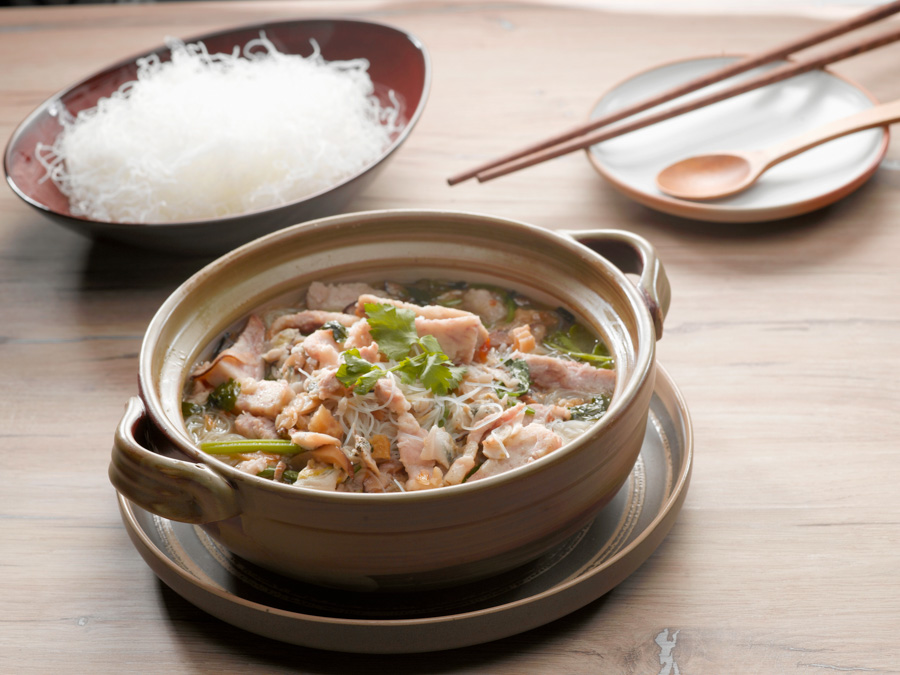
top-left (182, 280), bottom-right (616, 492)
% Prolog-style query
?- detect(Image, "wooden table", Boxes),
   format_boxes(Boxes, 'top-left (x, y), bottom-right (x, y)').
top-left (2, 1), bottom-right (899, 672)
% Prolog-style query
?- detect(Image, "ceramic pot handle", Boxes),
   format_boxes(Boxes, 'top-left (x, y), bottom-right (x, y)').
top-left (565, 229), bottom-right (670, 339)
top-left (109, 397), bottom-right (240, 524)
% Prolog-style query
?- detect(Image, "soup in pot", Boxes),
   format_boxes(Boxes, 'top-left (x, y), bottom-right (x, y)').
top-left (182, 279), bottom-right (615, 492)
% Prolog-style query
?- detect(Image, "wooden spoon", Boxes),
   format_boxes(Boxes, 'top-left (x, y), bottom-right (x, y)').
top-left (655, 98), bottom-right (900, 201)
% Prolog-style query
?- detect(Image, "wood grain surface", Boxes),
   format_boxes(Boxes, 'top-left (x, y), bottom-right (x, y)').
top-left (1, 2), bottom-right (898, 673)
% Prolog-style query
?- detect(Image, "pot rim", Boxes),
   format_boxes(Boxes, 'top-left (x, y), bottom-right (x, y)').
top-left (137, 208), bottom-right (658, 503)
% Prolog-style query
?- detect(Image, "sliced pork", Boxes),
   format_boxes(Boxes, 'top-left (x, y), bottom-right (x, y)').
top-left (234, 412), bottom-right (279, 439)
top-left (300, 329), bottom-right (342, 370)
top-left (375, 377), bottom-right (439, 490)
top-left (234, 378), bottom-right (295, 418)
top-left (516, 352), bottom-right (615, 394)
top-left (269, 310), bottom-right (358, 336)
top-left (469, 424), bottom-right (563, 481)
top-left (460, 287), bottom-right (507, 326)
top-left (192, 314), bottom-right (266, 387)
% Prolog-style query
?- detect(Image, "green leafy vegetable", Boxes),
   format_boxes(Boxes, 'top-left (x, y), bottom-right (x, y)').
top-left (545, 324), bottom-right (614, 369)
top-left (365, 302), bottom-right (418, 359)
top-left (547, 323), bottom-right (596, 352)
top-left (354, 367), bottom-right (388, 395)
top-left (208, 378), bottom-right (241, 411)
top-left (502, 358), bottom-right (531, 397)
top-left (321, 320), bottom-right (348, 342)
top-left (417, 334), bottom-right (442, 354)
top-left (336, 304), bottom-right (467, 396)
top-left (337, 349), bottom-right (377, 382)
top-left (398, 279), bottom-right (467, 305)
top-left (419, 352), bottom-right (466, 396)
top-left (569, 395), bottom-right (611, 421)
top-left (413, 334), bottom-right (466, 395)
top-left (257, 467), bottom-right (300, 483)
top-left (181, 401), bottom-right (204, 417)
top-left (335, 348), bottom-right (385, 394)
top-left (199, 439), bottom-right (301, 455)
top-left (391, 352), bottom-right (425, 385)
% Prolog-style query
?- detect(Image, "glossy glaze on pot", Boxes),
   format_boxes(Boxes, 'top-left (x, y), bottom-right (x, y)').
top-left (110, 210), bottom-right (669, 590)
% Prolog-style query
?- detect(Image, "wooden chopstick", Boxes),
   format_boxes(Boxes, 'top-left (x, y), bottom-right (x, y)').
top-left (447, 0), bottom-right (900, 186)
top-left (474, 24), bottom-right (900, 183)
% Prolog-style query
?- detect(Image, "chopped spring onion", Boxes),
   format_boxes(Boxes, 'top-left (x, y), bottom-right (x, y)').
top-left (199, 439), bottom-right (302, 455)
top-left (462, 462), bottom-right (482, 483)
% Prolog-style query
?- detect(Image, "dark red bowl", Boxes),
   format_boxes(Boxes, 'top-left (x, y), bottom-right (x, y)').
top-left (4, 19), bottom-right (430, 255)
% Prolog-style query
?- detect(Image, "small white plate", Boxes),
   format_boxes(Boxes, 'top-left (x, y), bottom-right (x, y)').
top-left (586, 56), bottom-right (889, 222)
top-left (118, 366), bottom-right (692, 654)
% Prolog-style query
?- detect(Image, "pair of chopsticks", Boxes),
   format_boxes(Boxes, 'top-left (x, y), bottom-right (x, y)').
top-left (448, 1), bottom-right (900, 185)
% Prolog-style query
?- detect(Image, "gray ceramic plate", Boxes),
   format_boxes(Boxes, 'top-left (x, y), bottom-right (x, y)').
top-left (117, 365), bottom-right (692, 654)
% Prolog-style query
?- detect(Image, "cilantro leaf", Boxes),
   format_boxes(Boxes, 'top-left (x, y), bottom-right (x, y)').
top-left (336, 348), bottom-right (385, 393)
top-left (419, 352), bottom-right (466, 396)
top-left (336, 349), bottom-right (374, 382)
top-left (392, 352), bottom-right (427, 385)
top-left (418, 333), bottom-right (443, 355)
top-left (365, 303), bottom-right (418, 360)
top-left (340, 303), bottom-right (469, 396)
top-left (335, 349), bottom-right (390, 394)
top-left (354, 368), bottom-right (386, 395)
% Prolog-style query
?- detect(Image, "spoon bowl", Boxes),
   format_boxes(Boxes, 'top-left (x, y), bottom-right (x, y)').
top-left (656, 152), bottom-right (759, 200)
top-left (656, 98), bottom-right (900, 201)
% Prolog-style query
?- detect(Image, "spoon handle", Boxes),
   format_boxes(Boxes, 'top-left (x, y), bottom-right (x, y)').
top-left (763, 98), bottom-right (900, 170)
